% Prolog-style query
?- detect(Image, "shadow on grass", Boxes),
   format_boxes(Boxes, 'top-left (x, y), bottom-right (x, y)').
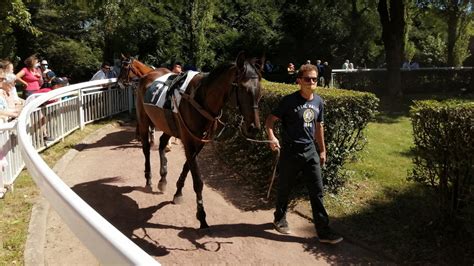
top-left (330, 184), bottom-right (474, 265)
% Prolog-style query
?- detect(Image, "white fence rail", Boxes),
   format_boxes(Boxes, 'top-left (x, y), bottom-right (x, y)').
top-left (1, 78), bottom-right (158, 265)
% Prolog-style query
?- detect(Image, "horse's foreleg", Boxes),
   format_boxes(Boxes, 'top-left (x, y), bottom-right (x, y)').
top-left (188, 157), bottom-right (209, 229)
top-left (149, 125), bottom-right (155, 147)
top-left (140, 130), bottom-right (152, 187)
top-left (173, 161), bottom-right (189, 204)
top-left (157, 133), bottom-right (171, 192)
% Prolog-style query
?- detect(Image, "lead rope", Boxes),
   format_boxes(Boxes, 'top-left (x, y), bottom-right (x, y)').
top-left (237, 118), bottom-right (280, 199)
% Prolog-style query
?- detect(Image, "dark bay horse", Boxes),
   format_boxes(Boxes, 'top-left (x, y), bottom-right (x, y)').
top-left (118, 53), bottom-right (262, 228)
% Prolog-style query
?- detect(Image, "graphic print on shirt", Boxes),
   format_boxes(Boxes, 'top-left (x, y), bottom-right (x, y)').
top-left (303, 108), bottom-right (315, 128)
top-left (294, 103), bottom-right (318, 128)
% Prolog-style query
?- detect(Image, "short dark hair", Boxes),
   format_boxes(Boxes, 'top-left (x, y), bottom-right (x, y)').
top-left (297, 64), bottom-right (318, 78)
top-left (101, 61), bottom-right (111, 68)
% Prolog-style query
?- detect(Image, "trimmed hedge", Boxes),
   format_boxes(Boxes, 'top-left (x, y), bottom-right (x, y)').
top-left (409, 100), bottom-right (474, 228)
top-left (215, 80), bottom-right (379, 192)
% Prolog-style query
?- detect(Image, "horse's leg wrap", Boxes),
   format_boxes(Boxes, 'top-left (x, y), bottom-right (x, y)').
top-left (173, 162), bottom-right (189, 204)
top-left (157, 134), bottom-right (170, 192)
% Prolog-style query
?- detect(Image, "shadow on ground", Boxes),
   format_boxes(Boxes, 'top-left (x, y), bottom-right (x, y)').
top-left (71, 176), bottom-right (386, 264)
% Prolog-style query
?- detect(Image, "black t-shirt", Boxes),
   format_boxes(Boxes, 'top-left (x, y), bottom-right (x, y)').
top-left (272, 90), bottom-right (324, 145)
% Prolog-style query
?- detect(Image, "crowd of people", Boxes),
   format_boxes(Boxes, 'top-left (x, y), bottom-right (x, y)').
top-left (282, 59), bottom-right (333, 87)
top-left (0, 54), bottom-right (73, 124)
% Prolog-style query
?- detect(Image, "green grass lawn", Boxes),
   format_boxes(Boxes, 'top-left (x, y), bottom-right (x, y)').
top-left (0, 117), bottom-right (120, 265)
top-left (325, 111), bottom-right (473, 264)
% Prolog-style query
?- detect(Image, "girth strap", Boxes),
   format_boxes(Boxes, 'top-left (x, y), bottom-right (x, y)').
top-left (180, 92), bottom-right (217, 121)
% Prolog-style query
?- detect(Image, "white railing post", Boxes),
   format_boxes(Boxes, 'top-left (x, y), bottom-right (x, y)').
top-left (78, 87), bottom-right (85, 130)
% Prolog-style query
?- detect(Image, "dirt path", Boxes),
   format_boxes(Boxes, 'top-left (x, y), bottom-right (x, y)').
top-left (41, 123), bottom-right (386, 265)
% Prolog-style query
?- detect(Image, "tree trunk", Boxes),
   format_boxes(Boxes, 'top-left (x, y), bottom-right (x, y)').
top-left (447, 5), bottom-right (459, 66)
top-left (378, 0), bottom-right (405, 97)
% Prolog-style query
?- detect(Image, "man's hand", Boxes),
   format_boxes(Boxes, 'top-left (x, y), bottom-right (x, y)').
top-left (269, 137), bottom-right (280, 151)
top-left (319, 150), bottom-right (327, 166)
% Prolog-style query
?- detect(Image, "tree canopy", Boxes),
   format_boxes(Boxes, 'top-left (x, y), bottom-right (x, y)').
top-left (1, 0), bottom-right (472, 85)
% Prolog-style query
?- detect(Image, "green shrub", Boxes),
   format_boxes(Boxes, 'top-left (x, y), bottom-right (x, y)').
top-left (409, 100), bottom-right (474, 229)
top-left (216, 80), bottom-right (379, 192)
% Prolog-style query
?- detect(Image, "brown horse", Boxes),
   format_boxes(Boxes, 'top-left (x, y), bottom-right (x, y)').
top-left (118, 53), bottom-right (262, 228)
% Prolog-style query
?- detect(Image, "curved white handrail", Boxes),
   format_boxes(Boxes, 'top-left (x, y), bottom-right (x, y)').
top-left (17, 79), bottom-right (159, 265)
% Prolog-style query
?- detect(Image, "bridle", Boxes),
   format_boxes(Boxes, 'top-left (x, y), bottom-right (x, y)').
top-left (119, 58), bottom-right (141, 87)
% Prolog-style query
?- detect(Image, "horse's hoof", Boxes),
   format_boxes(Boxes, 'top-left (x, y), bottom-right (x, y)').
top-left (199, 222), bottom-right (210, 229)
top-left (173, 195), bottom-right (184, 204)
top-left (145, 180), bottom-right (152, 187)
top-left (158, 180), bottom-right (167, 192)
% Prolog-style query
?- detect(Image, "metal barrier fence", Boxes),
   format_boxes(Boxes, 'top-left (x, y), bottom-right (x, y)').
top-left (2, 78), bottom-right (157, 265)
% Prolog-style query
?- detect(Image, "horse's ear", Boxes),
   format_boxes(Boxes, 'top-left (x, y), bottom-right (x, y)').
top-left (121, 54), bottom-right (126, 60)
top-left (236, 51), bottom-right (246, 69)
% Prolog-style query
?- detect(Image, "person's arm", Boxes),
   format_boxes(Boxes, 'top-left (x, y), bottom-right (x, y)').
top-left (0, 109), bottom-right (19, 118)
top-left (315, 122), bottom-right (326, 165)
top-left (15, 70), bottom-right (28, 87)
top-left (265, 114), bottom-right (281, 151)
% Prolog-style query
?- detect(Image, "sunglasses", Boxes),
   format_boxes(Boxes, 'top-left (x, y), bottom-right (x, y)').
top-left (301, 77), bottom-right (318, 83)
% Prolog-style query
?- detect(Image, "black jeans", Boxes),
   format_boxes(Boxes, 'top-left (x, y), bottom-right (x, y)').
top-left (274, 142), bottom-right (330, 235)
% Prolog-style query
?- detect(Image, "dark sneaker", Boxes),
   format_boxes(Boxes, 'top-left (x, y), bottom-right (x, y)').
top-left (273, 218), bottom-right (291, 234)
top-left (318, 231), bottom-right (343, 244)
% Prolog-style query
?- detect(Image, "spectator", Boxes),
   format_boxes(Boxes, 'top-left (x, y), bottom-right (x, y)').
top-left (0, 59), bottom-right (22, 103)
top-left (410, 60), bottom-right (420, 69)
top-left (171, 62), bottom-right (183, 74)
top-left (0, 68), bottom-right (21, 122)
top-left (16, 55), bottom-right (43, 99)
top-left (287, 63), bottom-right (295, 75)
top-left (306, 59), bottom-right (311, 65)
top-left (348, 62), bottom-right (354, 69)
top-left (40, 60), bottom-right (56, 88)
top-left (91, 61), bottom-right (114, 80)
top-left (342, 59), bottom-right (350, 70)
top-left (322, 62), bottom-right (332, 88)
top-left (402, 60), bottom-right (411, 69)
top-left (264, 60), bottom-right (273, 73)
top-left (316, 60), bottom-right (324, 84)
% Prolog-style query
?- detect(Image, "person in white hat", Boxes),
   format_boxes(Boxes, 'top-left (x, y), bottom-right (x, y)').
top-left (40, 59), bottom-right (56, 88)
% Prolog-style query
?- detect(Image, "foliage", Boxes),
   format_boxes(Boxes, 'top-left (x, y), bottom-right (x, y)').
top-left (2, 1), bottom-right (472, 82)
top-left (409, 99), bottom-right (474, 231)
top-left (0, 0), bottom-right (40, 60)
top-left (216, 80), bottom-right (379, 192)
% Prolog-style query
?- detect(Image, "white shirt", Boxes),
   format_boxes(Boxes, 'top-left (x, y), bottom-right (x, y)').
top-left (90, 70), bottom-right (108, 81)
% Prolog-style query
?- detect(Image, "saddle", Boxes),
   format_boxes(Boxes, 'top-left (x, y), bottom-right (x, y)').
top-left (163, 72), bottom-right (189, 109)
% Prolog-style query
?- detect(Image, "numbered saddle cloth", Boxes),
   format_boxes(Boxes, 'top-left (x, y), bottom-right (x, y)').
top-left (144, 70), bottom-right (199, 112)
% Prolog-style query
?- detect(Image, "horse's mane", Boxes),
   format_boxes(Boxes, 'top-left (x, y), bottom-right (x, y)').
top-left (201, 62), bottom-right (235, 87)
top-left (201, 60), bottom-right (260, 87)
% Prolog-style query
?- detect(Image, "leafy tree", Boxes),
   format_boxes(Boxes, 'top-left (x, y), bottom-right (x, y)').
top-left (0, 0), bottom-right (41, 62)
top-left (44, 39), bottom-right (100, 81)
top-left (417, 0), bottom-right (473, 66)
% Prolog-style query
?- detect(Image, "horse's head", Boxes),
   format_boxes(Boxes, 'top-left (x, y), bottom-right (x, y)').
top-left (117, 54), bottom-right (154, 89)
top-left (117, 55), bottom-right (135, 89)
top-left (231, 52), bottom-right (263, 138)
